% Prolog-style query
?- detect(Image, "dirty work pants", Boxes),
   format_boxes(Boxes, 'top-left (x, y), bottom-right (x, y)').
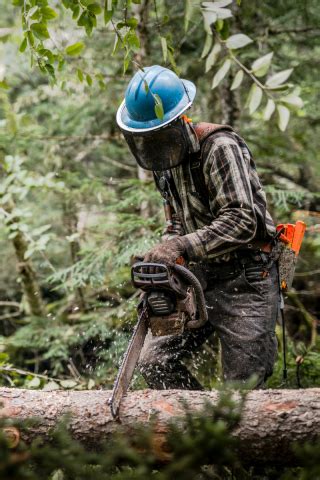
top-left (139, 253), bottom-right (279, 389)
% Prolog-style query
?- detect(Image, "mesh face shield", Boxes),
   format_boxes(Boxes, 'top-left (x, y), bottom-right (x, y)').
top-left (122, 119), bottom-right (193, 171)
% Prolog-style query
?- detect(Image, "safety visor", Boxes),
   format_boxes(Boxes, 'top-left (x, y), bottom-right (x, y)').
top-left (122, 118), bottom-right (188, 171)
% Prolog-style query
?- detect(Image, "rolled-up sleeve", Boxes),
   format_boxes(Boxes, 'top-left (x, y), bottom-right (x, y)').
top-left (180, 138), bottom-right (257, 260)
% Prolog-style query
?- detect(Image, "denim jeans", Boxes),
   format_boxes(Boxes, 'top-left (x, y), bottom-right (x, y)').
top-left (139, 252), bottom-right (279, 389)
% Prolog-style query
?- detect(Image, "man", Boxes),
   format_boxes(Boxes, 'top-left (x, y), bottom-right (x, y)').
top-left (116, 65), bottom-right (279, 389)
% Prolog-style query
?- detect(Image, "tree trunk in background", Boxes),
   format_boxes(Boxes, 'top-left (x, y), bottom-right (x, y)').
top-left (133, 0), bottom-right (154, 221)
top-left (219, 82), bottom-right (240, 127)
top-left (6, 203), bottom-right (45, 317)
top-left (62, 199), bottom-right (86, 311)
top-left (1, 388), bottom-right (319, 465)
top-left (218, 3), bottom-right (241, 127)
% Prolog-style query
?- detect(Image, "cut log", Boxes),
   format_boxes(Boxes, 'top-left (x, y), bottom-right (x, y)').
top-left (0, 388), bottom-right (319, 465)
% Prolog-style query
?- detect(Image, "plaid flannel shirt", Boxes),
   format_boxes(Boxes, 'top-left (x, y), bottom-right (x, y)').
top-left (160, 130), bottom-right (275, 261)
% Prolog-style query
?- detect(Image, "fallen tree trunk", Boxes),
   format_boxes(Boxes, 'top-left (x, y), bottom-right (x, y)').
top-left (0, 387), bottom-right (319, 465)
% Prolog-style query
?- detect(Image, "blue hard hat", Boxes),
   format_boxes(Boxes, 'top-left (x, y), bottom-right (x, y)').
top-left (116, 65), bottom-right (196, 132)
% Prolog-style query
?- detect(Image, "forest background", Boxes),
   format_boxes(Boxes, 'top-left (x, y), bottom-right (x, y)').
top-left (0, 0), bottom-right (319, 477)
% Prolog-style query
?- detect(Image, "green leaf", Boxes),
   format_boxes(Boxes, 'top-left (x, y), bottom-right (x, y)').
top-left (43, 381), bottom-right (60, 391)
top-left (88, 3), bottom-right (102, 14)
top-left (52, 470), bottom-right (64, 480)
top-left (126, 30), bottom-right (140, 50)
top-left (26, 30), bottom-right (35, 46)
top-left (27, 376), bottom-right (41, 388)
top-left (123, 53), bottom-right (130, 74)
top-left (0, 80), bottom-right (9, 90)
top-left (19, 37), bottom-right (27, 52)
top-left (216, 19), bottom-right (224, 31)
top-left (277, 105), bottom-right (290, 131)
top-left (266, 68), bottom-right (293, 88)
top-left (78, 11), bottom-right (88, 26)
top-left (81, 0), bottom-right (96, 5)
top-left (161, 37), bottom-right (167, 63)
top-left (263, 99), bottom-right (275, 121)
top-left (104, 0), bottom-right (116, 24)
top-left (211, 58), bottom-right (231, 89)
top-left (104, 9), bottom-right (113, 24)
top-left (202, 2), bottom-right (233, 20)
top-left (65, 42), bottom-right (85, 56)
top-left (266, 84), bottom-right (289, 92)
top-left (60, 379), bottom-right (78, 389)
top-left (112, 34), bottom-right (121, 56)
top-left (72, 5), bottom-right (80, 19)
top-left (184, 0), bottom-right (192, 32)
top-left (45, 63), bottom-right (55, 78)
top-left (230, 69), bottom-right (243, 90)
top-left (126, 17), bottom-right (138, 28)
top-left (154, 93), bottom-right (164, 120)
top-left (27, 6), bottom-right (39, 19)
top-left (226, 33), bottom-right (253, 49)
top-left (202, 0), bottom-right (232, 6)
top-left (205, 42), bottom-right (221, 73)
top-left (58, 58), bottom-right (65, 71)
top-left (77, 68), bottom-right (84, 82)
top-left (167, 48), bottom-right (178, 72)
top-left (143, 79), bottom-right (149, 93)
top-left (202, 11), bottom-right (217, 33)
top-left (248, 84), bottom-right (263, 114)
top-left (201, 33), bottom-right (212, 59)
top-left (86, 73), bottom-right (93, 86)
top-left (87, 379), bottom-right (95, 389)
top-left (251, 52), bottom-right (273, 78)
top-left (41, 6), bottom-right (58, 20)
top-left (30, 23), bottom-right (50, 40)
top-left (279, 94), bottom-right (304, 109)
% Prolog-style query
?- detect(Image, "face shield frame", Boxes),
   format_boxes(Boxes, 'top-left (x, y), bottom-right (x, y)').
top-left (121, 117), bottom-right (196, 172)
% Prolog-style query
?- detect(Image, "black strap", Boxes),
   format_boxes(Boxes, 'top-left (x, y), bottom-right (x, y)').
top-left (153, 171), bottom-right (182, 208)
top-left (189, 152), bottom-right (210, 210)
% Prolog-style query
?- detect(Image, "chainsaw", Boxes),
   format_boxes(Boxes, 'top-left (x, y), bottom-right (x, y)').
top-left (109, 261), bottom-right (208, 419)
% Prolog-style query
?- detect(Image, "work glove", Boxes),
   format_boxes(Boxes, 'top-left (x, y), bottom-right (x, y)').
top-left (143, 238), bottom-right (186, 266)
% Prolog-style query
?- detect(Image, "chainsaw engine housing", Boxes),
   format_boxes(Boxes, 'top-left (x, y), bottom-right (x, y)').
top-left (131, 262), bottom-right (197, 336)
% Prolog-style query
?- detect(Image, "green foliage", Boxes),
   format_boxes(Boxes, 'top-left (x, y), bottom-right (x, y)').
top-left (200, 1), bottom-right (304, 130)
top-left (6, 0), bottom-right (305, 130)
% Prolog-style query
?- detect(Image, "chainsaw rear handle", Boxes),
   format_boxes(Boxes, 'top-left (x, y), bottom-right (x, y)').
top-left (172, 264), bottom-right (208, 329)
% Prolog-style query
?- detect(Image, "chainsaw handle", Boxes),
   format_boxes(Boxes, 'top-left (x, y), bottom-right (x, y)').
top-left (172, 264), bottom-right (208, 329)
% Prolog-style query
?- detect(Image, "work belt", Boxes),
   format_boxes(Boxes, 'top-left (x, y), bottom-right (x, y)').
top-left (195, 239), bottom-right (278, 280)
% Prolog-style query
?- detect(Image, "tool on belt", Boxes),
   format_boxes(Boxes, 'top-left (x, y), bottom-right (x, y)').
top-left (276, 220), bottom-right (307, 381)
top-left (276, 220), bottom-right (307, 291)
top-left (109, 261), bottom-right (208, 419)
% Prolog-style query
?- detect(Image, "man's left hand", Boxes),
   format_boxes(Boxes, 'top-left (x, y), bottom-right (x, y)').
top-left (143, 238), bottom-right (186, 266)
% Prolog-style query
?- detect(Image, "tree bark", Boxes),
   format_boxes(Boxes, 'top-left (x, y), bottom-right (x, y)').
top-left (5, 202), bottom-right (46, 317)
top-left (1, 387), bottom-right (319, 465)
top-left (62, 199), bottom-right (86, 311)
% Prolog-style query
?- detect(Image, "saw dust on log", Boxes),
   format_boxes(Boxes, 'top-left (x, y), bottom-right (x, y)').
top-left (0, 388), bottom-right (319, 466)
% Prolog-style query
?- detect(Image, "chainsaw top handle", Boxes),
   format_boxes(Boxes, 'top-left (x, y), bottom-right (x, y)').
top-left (172, 264), bottom-right (208, 328)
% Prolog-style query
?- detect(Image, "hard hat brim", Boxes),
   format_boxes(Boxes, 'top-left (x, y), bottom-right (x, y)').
top-left (116, 79), bottom-right (196, 133)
